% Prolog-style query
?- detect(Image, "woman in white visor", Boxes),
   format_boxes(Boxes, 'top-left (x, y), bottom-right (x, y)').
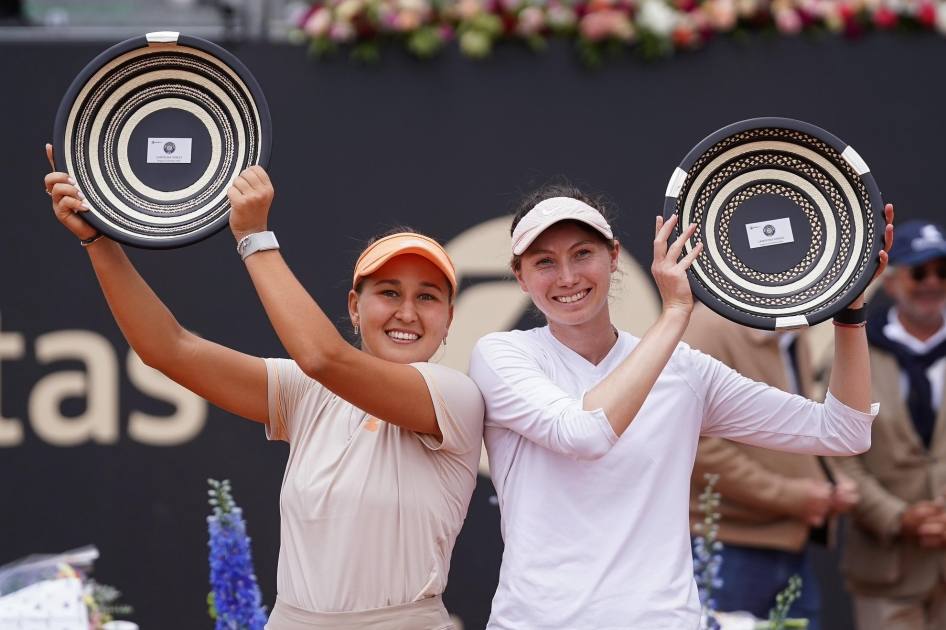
top-left (468, 183), bottom-right (894, 629)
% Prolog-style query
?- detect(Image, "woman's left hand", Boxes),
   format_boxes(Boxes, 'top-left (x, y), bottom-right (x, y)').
top-left (849, 202), bottom-right (894, 308)
top-left (651, 213), bottom-right (703, 317)
top-left (228, 166), bottom-right (274, 242)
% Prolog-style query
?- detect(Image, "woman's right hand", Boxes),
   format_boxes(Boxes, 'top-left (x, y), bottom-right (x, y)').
top-left (652, 213), bottom-right (702, 316)
top-left (43, 143), bottom-right (98, 241)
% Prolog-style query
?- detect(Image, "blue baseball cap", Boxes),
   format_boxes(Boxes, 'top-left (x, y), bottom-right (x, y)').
top-left (888, 220), bottom-right (946, 267)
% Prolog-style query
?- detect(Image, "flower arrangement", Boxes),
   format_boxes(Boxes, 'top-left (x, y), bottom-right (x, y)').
top-left (0, 547), bottom-right (133, 630)
top-left (692, 473), bottom-right (811, 630)
top-left (85, 578), bottom-right (134, 629)
top-left (296, 0), bottom-right (946, 64)
top-left (207, 479), bottom-right (268, 630)
top-left (693, 472), bottom-right (724, 630)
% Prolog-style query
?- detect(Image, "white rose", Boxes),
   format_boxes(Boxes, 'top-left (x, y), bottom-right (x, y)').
top-left (637, 0), bottom-right (679, 37)
top-left (398, 0), bottom-right (428, 14)
top-left (336, 0), bottom-right (364, 22)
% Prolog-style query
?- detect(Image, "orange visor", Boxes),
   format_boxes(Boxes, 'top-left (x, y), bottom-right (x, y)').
top-left (352, 232), bottom-right (458, 297)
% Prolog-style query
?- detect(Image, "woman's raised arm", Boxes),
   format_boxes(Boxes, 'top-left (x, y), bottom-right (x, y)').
top-left (226, 166), bottom-right (442, 436)
top-left (44, 144), bottom-right (268, 424)
top-left (581, 214), bottom-right (702, 436)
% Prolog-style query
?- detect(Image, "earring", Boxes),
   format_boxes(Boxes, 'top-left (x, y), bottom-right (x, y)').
top-left (353, 323), bottom-right (359, 336)
top-left (442, 334), bottom-right (447, 347)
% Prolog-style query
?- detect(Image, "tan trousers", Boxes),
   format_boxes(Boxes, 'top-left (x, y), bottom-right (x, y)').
top-left (265, 595), bottom-right (454, 630)
top-left (853, 582), bottom-right (946, 630)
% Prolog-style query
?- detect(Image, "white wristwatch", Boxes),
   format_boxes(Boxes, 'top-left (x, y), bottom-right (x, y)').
top-left (237, 231), bottom-right (279, 260)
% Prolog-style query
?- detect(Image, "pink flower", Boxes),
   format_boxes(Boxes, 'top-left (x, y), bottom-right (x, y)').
top-left (918, 2), bottom-right (937, 27)
top-left (611, 14), bottom-right (635, 40)
top-left (456, 0), bottom-right (484, 19)
top-left (379, 5), bottom-right (399, 29)
top-left (329, 20), bottom-right (356, 42)
top-left (580, 9), bottom-right (634, 41)
top-left (873, 5), bottom-right (897, 29)
top-left (774, 7), bottom-right (803, 34)
top-left (303, 8), bottom-right (332, 37)
top-left (396, 10), bottom-right (424, 30)
top-left (838, 1), bottom-right (857, 21)
top-left (705, 0), bottom-right (738, 31)
top-left (296, 5), bottom-right (318, 28)
top-left (517, 6), bottom-right (546, 35)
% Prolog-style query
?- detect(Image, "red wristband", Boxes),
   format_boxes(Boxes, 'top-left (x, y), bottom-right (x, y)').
top-left (832, 320), bottom-right (866, 329)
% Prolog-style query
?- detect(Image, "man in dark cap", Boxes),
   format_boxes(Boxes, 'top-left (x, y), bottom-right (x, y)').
top-left (836, 219), bottom-right (946, 630)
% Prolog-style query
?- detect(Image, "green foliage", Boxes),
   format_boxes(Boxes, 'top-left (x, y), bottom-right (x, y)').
top-left (208, 591), bottom-right (218, 620)
top-left (86, 579), bottom-right (133, 628)
top-left (408, 27), bottom-right (447, 58)
top-left (768, 574), bottom-right (804, 630)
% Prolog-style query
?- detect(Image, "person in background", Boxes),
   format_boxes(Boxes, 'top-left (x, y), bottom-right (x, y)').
top-left (836, 219), bottom-right (946, 630)
top-left (685, 304), bottom-right (859, 630)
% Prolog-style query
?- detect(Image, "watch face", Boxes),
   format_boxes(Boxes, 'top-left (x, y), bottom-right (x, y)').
top-left (54, 32), bottom-right (271, 250)
top-left (664, 117), bottom-right (884, 330)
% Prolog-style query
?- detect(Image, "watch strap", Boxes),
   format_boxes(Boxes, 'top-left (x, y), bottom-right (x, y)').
top-left (833, 304), bottom-right (867, 326)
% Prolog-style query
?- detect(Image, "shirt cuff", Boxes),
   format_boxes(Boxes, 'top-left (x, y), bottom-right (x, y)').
top-left (825, 390), bottom-right (879, 421)
top-left (580, 389), bottom-right (621, 446)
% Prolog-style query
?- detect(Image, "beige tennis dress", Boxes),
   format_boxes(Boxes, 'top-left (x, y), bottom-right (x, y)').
top-left (263, 359), bottom-right (484, 630)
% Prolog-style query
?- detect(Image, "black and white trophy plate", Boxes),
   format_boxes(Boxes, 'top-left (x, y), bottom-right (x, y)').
top-left (663, 117), bottom-right (884, 330)
top-left (54, 32), bottom-right (271, 249)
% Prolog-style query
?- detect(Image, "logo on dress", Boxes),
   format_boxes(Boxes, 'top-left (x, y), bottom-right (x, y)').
top-left (163, 141), bottom-right (176, 154)
top-left (763, 224), bottom-right (776, 236)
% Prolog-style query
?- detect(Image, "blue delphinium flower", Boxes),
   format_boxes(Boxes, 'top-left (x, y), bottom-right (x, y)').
top-left (207, 479), bottom-right (268, 630)
top-left (691, 473), bottom-right (723, 630)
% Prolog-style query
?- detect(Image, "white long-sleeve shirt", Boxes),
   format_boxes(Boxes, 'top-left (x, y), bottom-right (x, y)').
top-left (469, 326), bottom-right (878, 630)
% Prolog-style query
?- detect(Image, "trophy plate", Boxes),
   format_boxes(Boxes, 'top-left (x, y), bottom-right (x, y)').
top-left (663, 117), bottom-right (884, 329)
top-left (54, 32), bottom-right (271, 249)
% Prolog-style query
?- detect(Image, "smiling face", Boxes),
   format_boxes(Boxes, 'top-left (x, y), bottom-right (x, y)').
top-left (514, 221), bottom-right (619, 330)
top-left (884, 256), bottom-right (946, 329)
top-left (349, 254), bottom-right (454, 364)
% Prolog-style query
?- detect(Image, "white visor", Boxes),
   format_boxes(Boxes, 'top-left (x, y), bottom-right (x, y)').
top-left (511, 197), bottom-right (614, 255)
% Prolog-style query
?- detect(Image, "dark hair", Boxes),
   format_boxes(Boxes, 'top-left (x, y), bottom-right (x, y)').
top-left (509, 182), bottom-right (617, 272)
top-left (352, 225), bottom-right (454, 301)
